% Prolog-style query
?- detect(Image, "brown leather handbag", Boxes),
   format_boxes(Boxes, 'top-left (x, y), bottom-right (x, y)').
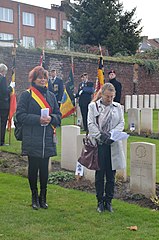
top-left (78, 136), bottom-right (100, 170)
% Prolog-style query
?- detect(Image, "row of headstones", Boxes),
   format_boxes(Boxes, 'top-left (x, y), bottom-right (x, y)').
top-left (76, 101), bottom-right (157, 135)
top-left (61, 125), bottom-right (156, 198)
top-left (125, 94), bottom-right (159, 112)
top-left (128, 108), bottom-right (156, 135)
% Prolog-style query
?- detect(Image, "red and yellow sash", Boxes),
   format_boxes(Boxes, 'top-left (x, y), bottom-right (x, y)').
top-left (29, 86), bottom-right (52, 114)
top-left (27, 87), bottom-right (56, 133)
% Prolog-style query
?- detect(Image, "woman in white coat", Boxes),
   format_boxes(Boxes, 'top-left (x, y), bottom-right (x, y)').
top-left (87, 83), bottom-right (125, 213)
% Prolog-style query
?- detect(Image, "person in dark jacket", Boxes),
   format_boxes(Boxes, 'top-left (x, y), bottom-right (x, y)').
top-left (48, 69), bottom-right (64, 107)
top-left (75, 73), bottom-right (94, 131)
top-left (108, 70), bottom-right (122, 103)
top-left (16, 66), bottom-right (61, 210)
top-left (0, 63), bottom-right (15, 146)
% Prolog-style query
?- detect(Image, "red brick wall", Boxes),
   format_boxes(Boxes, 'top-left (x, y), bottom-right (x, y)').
top-left (1, 46), bottom-right (159, 105)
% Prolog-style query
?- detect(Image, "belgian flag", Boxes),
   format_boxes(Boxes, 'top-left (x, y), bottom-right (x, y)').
top-left (60, 63), bottom-right (76, 118)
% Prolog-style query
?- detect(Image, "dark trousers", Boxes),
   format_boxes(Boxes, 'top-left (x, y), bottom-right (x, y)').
top-left (0, 109), bottom-right (9, 145)
top-left (95, 143), bottom-right (116, 203)
top-left (28, 156), bottom-right (49, 191)
top-left (80, 105), bottom-right (88, 131)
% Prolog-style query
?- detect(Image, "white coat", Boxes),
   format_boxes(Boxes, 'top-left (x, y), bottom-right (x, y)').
top-left (87, 99), bottom-right (126, 170)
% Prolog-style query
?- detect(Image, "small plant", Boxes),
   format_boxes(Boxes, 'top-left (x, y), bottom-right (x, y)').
top-left (48, 171), bottom-right (75, 185)
top-left (150, 195), bottom-right (159, 208)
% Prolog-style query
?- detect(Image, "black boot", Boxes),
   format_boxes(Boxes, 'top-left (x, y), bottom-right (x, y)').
top-left (39, 189), bottom-right (48, 209)
top-left (105, 202), bottom-right (114, 213)
top-left (97, 201), bottom-right (104, 213)
top-left (31, 189), bottom-right (40, 210)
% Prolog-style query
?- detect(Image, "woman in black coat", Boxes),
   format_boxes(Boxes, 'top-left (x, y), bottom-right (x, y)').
top-left (16, 66), bottom-right (61, 210)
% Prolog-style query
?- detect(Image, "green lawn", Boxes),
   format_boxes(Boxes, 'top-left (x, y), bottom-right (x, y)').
top-left (0, 173), bottom-right (159, 240)
top-left (1, 113), bottom-right (159, 239)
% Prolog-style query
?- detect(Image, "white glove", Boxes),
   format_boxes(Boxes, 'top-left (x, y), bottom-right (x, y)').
top-left (10, 82), bottom-right (15, 88)
top-left (79, 90), bottom-right (83, 96)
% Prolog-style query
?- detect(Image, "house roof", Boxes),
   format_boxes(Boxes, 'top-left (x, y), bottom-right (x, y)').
top-left (139, 36), bottom-right (159, 52)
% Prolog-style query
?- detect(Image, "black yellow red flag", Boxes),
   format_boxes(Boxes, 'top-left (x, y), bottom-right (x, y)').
top-left (94, 44), bottom-right (104, 97)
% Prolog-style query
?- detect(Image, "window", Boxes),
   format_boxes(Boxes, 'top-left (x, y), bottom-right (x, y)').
top-left (46, 17), bottom-right (56, 30)
top-left (0, 33), bottom-right (13, 40)
top-left (46, 40), bottom-right (57, 49)
top-left (63, 20), bottom-right (71, 32)
top-left (22, 36), bottom-right (35, 48)
top-left (23, 12), bottom-right (34, 26)
top-left (0, 7), bottom-right (13, 23)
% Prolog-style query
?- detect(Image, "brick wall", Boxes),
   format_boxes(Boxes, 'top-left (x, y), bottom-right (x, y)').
top-left (1, 47), bottom-right (159, 105)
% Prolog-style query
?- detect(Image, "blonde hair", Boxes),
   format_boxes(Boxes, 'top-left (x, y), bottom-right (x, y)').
top-left (101, 82), bottom-right (116, 94)
top-left (92, 83), bottom-right (116, 102)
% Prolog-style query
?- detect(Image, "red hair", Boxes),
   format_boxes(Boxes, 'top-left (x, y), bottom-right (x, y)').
top-left (28, 66), bottom-right (48, 82)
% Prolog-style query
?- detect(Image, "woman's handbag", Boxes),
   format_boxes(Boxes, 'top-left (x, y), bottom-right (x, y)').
top-left (14, 115), bottom-right (23, 141)
top-left (78, 136), bottom-right (100, 170)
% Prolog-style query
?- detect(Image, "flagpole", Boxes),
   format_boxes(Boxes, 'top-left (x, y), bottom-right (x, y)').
top-left (8, 40), bottom-right (16, 145)
top-left (71, 55), bottom-right (76, 125)
top-left (99, 43), bottom-right (103, 57)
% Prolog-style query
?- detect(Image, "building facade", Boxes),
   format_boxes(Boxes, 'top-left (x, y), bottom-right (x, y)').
top-left (139, 36), bottom-right (159, 52)
top-left (0, 0), bottom-right (69, 49)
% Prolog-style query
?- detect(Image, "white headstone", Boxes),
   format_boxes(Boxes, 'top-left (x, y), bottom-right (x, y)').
top-left (128, 108), bottom-right (140, 134)
top-left (61, 125), bottom-right (80, 171)
top-left (76, 103), bottom-right (83, 127)
top-left (48, 159), bottom-right (52, 172)
top-left (116, 139), bottom-right (127, 182)
top-left (130, 142), bottom-right (156, 198)
top-left (121, 105), bottom-right (124, 115)
top-left (140, 108), bottom-right (153, 134)
top-left (138, 95), bottom-right (143, 109)
top-left (144, 95), bottom-right (149, 108)
top-left (132, 95), bottom-right (137, 108)
top-left (156, 94), bottom-right (159, 109)
top-left (125, 95), bottom-right (131, 112)
top-left (150, 94), bottom-right (155, 109)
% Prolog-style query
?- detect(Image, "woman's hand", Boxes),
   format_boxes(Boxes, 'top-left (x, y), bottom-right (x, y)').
top-left (40, 116), bottom-right (51, 125)
top-left (100, 132), bottom-right (114, 145)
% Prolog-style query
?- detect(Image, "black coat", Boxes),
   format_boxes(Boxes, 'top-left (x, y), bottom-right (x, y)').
top-left (0, 74), bottom-right (12, 109)
top-left (48, 77), bottom-right (64, 103)
top-left (76, 81), bottom-right (94, 107)
top-left (109, 78), bottom-right (122, 103)
top-left (16, 85), bottom-right (61, 158)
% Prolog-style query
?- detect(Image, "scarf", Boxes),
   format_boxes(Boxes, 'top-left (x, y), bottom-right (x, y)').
top-left (99, 103), bottom-right (113, 133)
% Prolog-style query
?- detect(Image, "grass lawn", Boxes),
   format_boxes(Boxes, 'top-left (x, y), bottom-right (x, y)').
top-left (1, 173), bottom-right (159, 240)
top-left (1, 112), bottom-right (159, 239)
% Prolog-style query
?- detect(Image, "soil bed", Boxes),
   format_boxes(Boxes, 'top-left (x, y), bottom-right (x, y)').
top-left (0, 151), bottom-right (158, 210)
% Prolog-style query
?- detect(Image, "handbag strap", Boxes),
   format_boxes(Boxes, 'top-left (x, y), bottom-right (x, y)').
top-left (86, 101), bottom-right (99, 136)
top-left (95, 102), bottom-right (99, 125)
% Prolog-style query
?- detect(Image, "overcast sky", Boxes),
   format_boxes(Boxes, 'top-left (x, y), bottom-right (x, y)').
top-left (13, 0), bottom-right (159, 39)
